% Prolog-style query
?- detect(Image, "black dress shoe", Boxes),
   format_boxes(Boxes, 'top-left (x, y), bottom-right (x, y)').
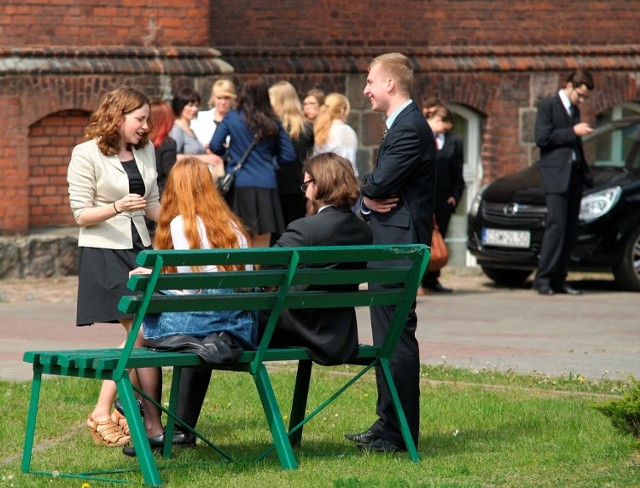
top-left (122, 430), bottom-right (196, 457)
top-left (114, 397), bottom-right (144, 417)
top-left (534, 284), bottom-right (554, 295)
top-left (356, 437), bottom-right (405, 453)
top-left (344, 430), bottom-right (375, 444)
top-left (123, 432), bottom-right (165, 457)
top-left (556, 283), bottom-right (582, 295)
top-left (428, 280), bottom-right (453, 293)
top-left (172, 429), bottom-right (196, 447)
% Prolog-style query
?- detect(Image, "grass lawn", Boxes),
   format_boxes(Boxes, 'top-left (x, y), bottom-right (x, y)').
top-left (1, 364), bottom-right (638, 487)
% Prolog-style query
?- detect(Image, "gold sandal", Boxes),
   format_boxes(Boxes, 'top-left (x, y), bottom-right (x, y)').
top-left (87, 415), bottom-right (131, 447)
top-left (111, 409), bottom-right (130, 436)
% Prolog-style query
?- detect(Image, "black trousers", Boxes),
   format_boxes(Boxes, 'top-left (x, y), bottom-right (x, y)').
top-left (368, 283), bottom-right (420, 449)
top-left (175, 367), bottom-right (212, 431)
top-left (534, 172), bottom-right (583, 288)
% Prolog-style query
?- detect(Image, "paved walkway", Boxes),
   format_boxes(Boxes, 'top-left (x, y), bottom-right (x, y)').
top-left (0, 272), bottom-right (638, 381)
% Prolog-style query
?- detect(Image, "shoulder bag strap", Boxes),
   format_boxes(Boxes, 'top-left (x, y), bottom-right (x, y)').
top-left (230, 135), bottom-right (259, 177)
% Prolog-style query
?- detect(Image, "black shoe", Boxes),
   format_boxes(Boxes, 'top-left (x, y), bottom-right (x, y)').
top-left (345, 429), bottom-right (375, 444)
top-left (534, 284), bottom-right (554, 295)
top-left (122, 431), bottom-right (196, 457)
top-left (123, 432), bottom-right (165, 457)
top-left (427, 280), bottom-right (453, 293)
top-left (356, 437), bottom-right (405, 453)
top-left (114, 397), bottom-right (144, 417)
top-left (555, 283), bottom-right (582, 295)
top-left (172, 429), bottom-right (196, 447)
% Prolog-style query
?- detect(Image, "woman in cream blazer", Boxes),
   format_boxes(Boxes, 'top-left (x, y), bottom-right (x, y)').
top-left (67, 87), bottom-right (160, 448)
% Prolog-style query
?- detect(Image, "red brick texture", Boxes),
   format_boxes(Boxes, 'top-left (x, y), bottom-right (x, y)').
top-left (1, 1), bottom-right (639, 235)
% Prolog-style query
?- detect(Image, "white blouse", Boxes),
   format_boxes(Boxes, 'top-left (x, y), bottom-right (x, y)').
top-left (313, 120), bottom-right (359, 176)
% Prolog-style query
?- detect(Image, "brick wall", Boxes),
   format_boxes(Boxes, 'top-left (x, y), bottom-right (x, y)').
top-left (210, 1), bottom-right (640, 48)
top-left (1, 1), bottom-right (639, 236)
top-left (1, 0), bottom-right (209, 47)
top-left (29, 110), bottom-right (88, 228)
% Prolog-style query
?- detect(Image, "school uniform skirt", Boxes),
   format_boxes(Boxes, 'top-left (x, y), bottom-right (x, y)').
top-left (231, 186), bottom-right (285, 236)
top-left (76, 224), bottom-right (151, 326)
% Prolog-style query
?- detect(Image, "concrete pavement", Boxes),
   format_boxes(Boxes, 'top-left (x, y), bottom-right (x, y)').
top-left (0, 273), bottom-right (638, 381)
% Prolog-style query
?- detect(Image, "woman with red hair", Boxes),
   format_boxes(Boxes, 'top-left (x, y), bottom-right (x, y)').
top-left (122, 156), bottom-right (256, 456)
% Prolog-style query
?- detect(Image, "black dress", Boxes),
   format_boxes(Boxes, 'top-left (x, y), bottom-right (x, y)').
top-left (76, 159), bottom-right (151, 326)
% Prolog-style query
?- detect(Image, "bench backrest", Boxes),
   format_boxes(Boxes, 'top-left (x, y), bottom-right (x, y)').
top-left (117, 244), bottom-right (429, 377)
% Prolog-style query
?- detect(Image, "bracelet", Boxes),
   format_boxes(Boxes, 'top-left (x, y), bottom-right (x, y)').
top-left (113, 202), bottom-right (121, 214)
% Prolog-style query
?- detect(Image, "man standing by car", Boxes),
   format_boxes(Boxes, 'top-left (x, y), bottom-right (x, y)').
top-left (533, 70), bottom-right (595, 295)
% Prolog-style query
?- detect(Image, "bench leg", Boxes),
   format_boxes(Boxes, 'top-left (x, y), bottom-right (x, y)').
top-left (253, 364), bottom-right (298, 469)
top-left (379, 358), bottom-right (420, 462)
top-left (288, 360), bottom-right (313, 447)
top-left (117, 378), bottom-right (163, 487)
top-left (21, 368), bottom-right (42, 474)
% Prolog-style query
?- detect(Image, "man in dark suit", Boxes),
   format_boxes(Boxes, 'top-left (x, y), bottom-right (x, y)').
top-left (345, 53), bottom-right (436, 453)
top-left (532, 70), bottom-right (595, 296)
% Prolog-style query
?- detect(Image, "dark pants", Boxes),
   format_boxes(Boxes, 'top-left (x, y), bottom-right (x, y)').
top-left (534, 172), bottom-right (583, 288)
top-left (368, 283), bottom-right (420, 449)
top-left (175, 367), bottom-right (212, 431)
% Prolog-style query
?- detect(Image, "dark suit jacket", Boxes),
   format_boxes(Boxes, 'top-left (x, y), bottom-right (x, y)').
top-left (535, 93), bottom-right (592, 194)
top-left (435, 132), bottom-right (465, 205)
top-left (361, 100), bottom-right (437, 246)
top-left (268, 206), bottom-right (373, 365)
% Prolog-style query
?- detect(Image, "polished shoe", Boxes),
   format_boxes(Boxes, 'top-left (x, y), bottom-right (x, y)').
top-left (555, 283), bottom-right (582, 295)
top-left (534, 284), bottom-right (554, 295)
top-left (123, 432), bottom-right (165, 457)
top-left (122, 430), bottom-right (196, 457)
top-left (356, 437), bottom-right (405, 453)
top-left (427, 280), bottom-right (453, 293)
top-left (172, 429), bottom-right (196, 447)
top-left (114, 397), bottom-right (144, 418)
top-left (344, 429), bottom-right (376, 444)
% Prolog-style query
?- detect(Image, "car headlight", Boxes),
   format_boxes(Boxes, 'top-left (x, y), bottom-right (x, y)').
top-left (469, 185), bottom-right (487, 218)
top-left (579, 186), bottom-right (622, 222)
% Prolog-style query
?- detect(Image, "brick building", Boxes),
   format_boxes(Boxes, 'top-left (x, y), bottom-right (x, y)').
top-left (1, 1), bottom-right (639, 267)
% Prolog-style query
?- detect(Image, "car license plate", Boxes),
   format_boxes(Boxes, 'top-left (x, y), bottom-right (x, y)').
top-left (482, 228), bottom-right (531, 248)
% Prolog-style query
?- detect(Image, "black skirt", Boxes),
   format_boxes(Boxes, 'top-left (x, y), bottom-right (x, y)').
top-left (76, 224), bottom-right (150, 326)
top-left (231, 186), bottom-right (285, 236)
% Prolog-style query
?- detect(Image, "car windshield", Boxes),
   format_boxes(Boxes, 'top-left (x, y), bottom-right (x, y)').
top-left (585, 118), bottom-right (640, 170)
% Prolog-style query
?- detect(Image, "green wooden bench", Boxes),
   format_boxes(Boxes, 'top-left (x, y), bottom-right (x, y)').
top-left (22, 244), bottom-right (429, 486)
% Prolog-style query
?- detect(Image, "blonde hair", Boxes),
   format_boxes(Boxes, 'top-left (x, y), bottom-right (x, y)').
top-left (313, 93), bottom-right (351, 147)
top-left (207, 79), bottom-right (237, 108)
top-left (369, 53), bottom-right (414, 97)
top-left (269, 81), bottom-right (307, 140)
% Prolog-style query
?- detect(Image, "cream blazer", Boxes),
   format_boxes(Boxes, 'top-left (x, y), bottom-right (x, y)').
top-left (67, 139), bottom-right (160, 249)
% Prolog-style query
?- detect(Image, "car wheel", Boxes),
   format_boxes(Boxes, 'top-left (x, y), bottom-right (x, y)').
top-left (613, 225), bottom-right (640, 291)
top-left (481, 266), bottom-right (532, 287)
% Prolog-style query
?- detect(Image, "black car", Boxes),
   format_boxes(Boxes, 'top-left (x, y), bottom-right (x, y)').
top-left (467, 116), bottom-right (640, 291)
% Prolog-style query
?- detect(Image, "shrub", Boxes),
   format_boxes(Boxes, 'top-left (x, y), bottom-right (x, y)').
top-left (592, 375), bottom-right (640, 437)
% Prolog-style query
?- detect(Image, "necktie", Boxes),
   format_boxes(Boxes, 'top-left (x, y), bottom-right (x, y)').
top-left (570, 105), bottom-right (579, 125)
top-left (381, 128), bottom-right (388, 144)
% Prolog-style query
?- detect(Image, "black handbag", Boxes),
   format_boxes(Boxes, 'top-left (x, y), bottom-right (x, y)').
top-left (216, 136), bottom-right (258, 197)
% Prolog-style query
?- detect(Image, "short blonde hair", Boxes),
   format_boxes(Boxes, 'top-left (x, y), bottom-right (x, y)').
top-left (369, 53), bottom-right (414, 97)
top-left (208, 79), bottom-right (237, 107)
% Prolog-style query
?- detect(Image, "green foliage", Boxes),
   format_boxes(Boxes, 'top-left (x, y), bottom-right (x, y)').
top-left (592, 375), bottom-right (640, 438)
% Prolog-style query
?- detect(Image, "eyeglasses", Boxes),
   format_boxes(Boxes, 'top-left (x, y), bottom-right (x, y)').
top-left (300, 179), bottom-right (314, 192)
top-left (572, 88), bottom-right (590, 101)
